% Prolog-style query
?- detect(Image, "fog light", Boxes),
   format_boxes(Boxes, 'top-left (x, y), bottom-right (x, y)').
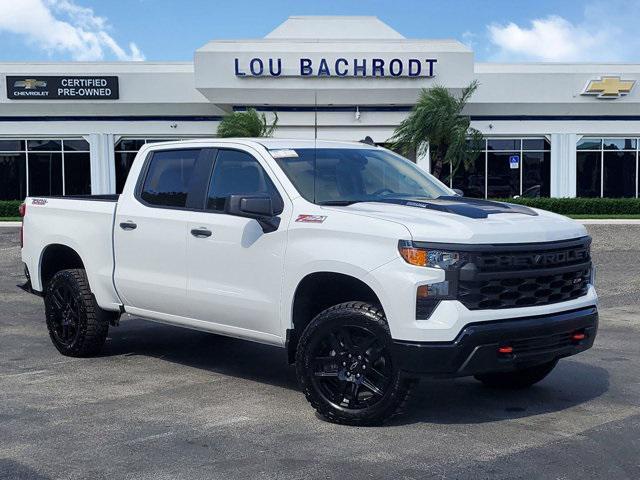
top-left (416, 282), bottom-right (449, 320)
top-left (417, 281), bottom-right (449, 298)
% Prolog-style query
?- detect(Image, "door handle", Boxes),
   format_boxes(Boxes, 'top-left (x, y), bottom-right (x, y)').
top-left (191, 228), bottom-right (212, 238)
top-left (119, 221), bottom-right (137, 231)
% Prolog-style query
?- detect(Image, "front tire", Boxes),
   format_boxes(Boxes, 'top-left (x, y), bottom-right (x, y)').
top-left (44, 269), bottom-right (110, 357)
top-left (474, 360), bottom-right (558, 389)
top-left (296, 302), bottom-right (412, 426)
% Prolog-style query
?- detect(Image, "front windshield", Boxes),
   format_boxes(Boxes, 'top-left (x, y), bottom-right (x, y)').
top-left (272, 147), bottom-right (452, 205)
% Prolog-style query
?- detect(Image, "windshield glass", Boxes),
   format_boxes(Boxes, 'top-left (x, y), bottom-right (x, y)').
top-left (272, 147), bottom-right (452, 205)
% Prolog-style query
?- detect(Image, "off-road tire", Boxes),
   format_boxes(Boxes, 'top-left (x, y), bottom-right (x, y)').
top-left (474, 359), bottom-right (559, 389)
top-left (296, 302), bottom-right (413, 426)
top-left (44, 268), bottom-right (110, 357)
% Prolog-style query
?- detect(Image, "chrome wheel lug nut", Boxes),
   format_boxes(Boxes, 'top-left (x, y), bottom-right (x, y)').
top-left (362, 365), bottom-right (366, 370)
top-left (348, 354), bottom-right (352, 358)
top-left (342, 362), bottom-right (346, 366)
top-left (356, 373), bottom-right (360, 378)
top-left (357, 355), bottom-right (362, 360)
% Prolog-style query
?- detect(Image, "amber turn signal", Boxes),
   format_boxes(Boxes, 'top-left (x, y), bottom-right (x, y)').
top-left (399, 246), bottom-right (427, 267)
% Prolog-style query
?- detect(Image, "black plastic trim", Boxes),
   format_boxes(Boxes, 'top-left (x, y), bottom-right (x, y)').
top-left (393, 306), bottom-right (598, 376)
top-left (411, 236), bottom-right (591, 253)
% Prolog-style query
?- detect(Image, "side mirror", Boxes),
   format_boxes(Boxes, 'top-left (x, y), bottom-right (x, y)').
top-left (453, 188), bottom-right (464, 197)
top-left (226, 195), bottom-right (281, 233)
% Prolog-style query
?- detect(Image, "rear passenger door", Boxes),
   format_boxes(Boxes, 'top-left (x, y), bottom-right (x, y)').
top-left (185, 147), bottom-right (290, 340)
top-left (114, 148), bottom-right (213, 317)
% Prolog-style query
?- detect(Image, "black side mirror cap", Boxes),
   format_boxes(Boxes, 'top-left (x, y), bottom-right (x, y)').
top-left (226, 195), bottom-right (280, 233)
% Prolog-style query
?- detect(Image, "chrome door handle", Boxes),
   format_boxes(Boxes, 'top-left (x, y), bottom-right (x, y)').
top-left (119, 221), bottom-right (137, 231)
top-left (191, 228), bottom-right (212, 238)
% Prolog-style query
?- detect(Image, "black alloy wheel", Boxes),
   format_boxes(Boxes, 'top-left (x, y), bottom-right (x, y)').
top-left (296, 302), bottom-right (413, 426)
top-left (310, 323), bottom-right (393, 410)
top-left (47, 280), bottom-right (82, 347)
top-left (44, 269), bottom-right (110, 357)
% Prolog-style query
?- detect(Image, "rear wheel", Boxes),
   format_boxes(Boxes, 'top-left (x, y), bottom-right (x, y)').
top-left (44, 269), bottom-right (110, 357)
top-left (296, 302), bottom-right (413, 426)
top-left (474, 360), bottom-right (558, 389)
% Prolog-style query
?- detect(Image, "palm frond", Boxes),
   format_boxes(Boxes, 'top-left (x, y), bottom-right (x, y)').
top-left (217, 108), bottom-right (278, 138)
top-left (388, 81), bottom-right (483, 176)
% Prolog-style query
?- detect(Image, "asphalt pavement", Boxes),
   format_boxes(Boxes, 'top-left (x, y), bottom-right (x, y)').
top-left (0, 225), bottom-right (638, 479)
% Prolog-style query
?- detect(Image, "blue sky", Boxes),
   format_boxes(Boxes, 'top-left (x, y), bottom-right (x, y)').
top-left (1, 0), bottom-right (639, 63)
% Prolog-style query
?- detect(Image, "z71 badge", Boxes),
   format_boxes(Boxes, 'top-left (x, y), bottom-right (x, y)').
top-left (295, 214), bottom-right (327, 223)
top-left (32, 198), bottom-right (48, 206)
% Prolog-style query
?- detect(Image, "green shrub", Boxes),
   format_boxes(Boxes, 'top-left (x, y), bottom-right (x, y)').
top-left (493, 197), bottom-right (640, 215)
top-left (0, 200), bottom-right (22, 217)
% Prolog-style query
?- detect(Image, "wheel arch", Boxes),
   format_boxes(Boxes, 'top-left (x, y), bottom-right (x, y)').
top-left (286, 271), bottom-right (384, 364)
top-left (39, 243), bottom-right (86, 290)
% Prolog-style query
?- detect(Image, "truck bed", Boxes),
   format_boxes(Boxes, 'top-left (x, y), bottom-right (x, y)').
top-left (21, 195), bottom-right (122, 311)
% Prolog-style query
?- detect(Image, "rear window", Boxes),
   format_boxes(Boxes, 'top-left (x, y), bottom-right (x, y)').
top-left (140, 149), bottom-right (199, 208)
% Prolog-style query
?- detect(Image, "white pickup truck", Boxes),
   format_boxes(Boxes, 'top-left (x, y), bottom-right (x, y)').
top-left (21, 139), bottom-right (598, 425)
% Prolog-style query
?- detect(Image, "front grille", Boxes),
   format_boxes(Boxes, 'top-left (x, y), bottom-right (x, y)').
top-left (457, 238), bottom-right (591, 310)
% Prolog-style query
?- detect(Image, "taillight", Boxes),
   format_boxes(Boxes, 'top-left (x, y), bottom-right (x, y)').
top-left (19, 202), bottom-right (25, 248)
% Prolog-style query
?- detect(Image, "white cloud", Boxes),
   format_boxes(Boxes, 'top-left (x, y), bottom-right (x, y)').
top-left (487, 1), bottom-right (640, 62)
top-left (0, 0), bottom-right (145, 61)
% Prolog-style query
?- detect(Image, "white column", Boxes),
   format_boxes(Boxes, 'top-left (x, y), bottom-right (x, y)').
top-left (85, 133), bottom-right (116, 194)
top-left (550, 133), bottom-right (578, 198)
top-left (416, 142), bottom-right (430, 172)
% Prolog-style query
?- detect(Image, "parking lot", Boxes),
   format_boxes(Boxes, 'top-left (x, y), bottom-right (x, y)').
top-left (1, 224), bottom-right (639, 480)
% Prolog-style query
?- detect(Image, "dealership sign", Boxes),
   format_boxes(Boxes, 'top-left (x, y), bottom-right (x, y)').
top-left (6, 76), bottom-right (119, 100)
top-left (234, 57), bottom-right (437, 78)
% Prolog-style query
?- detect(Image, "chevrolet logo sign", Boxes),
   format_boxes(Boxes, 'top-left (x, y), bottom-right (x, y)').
top-left (14, 79), bottom-right (47, 89)
top-left (583, 76), bottom-right (635, 98)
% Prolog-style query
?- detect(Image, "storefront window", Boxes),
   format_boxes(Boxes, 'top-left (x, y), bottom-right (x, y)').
top-left (432, 137), bottom-right (550, 198)
top-left (0, 138), bottom-right (90, 199)
top-left (0, 153), bottom-right (27, 200)
top-left (576, 137), bottom-right (638, 198)
top-left (28, 152), bottom-right (63, 197)
top-left (522, 152), bottom-right (551, 197)
top-left (64, 152), bottom-right (91, 196)
top-left (576, 151), bottom-right (601, 197)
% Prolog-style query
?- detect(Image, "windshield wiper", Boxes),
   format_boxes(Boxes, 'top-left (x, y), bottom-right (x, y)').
top-left (317, 200), bottom-right (364, 206)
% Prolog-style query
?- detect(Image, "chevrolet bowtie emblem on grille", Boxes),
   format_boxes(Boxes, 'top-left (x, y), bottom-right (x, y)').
top-left (14, 79), bottom-right (47, 89)
top-left (583, 76), bottom-right (635, 98)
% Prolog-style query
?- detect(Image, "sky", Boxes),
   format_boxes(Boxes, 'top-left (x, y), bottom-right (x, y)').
top-left (0, 0), bottom-right (639, 63)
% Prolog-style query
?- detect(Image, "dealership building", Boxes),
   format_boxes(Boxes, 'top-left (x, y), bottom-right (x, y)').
top-left (1, 15), bottom-right (640, 201)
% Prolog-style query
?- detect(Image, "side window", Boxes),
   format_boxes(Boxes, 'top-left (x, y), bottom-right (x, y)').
top-left (140, 149), bottom-right (199, 208)
top-left (206, 149), bottom-right (282, 212)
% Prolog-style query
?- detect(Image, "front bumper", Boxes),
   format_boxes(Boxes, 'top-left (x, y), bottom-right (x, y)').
top-left (392, 306), bottom-right (598, 377)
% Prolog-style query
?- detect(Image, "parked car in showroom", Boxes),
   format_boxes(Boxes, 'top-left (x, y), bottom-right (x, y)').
top-left (20, 139), bottom-right (597, 425)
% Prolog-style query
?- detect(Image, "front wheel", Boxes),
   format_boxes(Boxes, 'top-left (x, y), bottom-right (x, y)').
top-left (296, 302), bottom-right (413, 426)
top-left (474, 359), bottom-right (559, 389)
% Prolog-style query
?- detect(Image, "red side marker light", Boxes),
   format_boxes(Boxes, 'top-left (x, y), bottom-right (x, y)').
top-left (498, 346), bottom-right (513, 354)
top-left (572, 332), bottom-right (586, 341)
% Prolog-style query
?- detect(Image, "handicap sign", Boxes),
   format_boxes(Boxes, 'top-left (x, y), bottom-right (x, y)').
top-left (509, 155), bottom-right (520, 169)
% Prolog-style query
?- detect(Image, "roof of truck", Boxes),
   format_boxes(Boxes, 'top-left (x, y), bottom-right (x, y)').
top-left (145, 138), bottom-right (380, 150)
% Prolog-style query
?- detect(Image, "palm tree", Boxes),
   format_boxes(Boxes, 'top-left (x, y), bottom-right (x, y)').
top-left (217, 108), bottom-right (278, 138)
top-left (389, 81), bottom-right (483, 184)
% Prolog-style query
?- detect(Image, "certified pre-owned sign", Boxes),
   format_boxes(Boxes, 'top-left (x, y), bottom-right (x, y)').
top-left (6, 76), bottom-right (119, 100)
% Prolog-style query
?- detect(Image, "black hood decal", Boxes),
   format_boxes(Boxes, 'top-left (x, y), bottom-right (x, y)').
top-left (374, 196), bottom-right (538, 219)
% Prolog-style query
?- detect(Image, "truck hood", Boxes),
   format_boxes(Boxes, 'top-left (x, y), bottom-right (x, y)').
top-left (327, 197), bottom-right (587, 244)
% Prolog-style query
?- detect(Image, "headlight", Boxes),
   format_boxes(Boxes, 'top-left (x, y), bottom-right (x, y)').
top-left (398, 240), bottom-right (464, 269)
